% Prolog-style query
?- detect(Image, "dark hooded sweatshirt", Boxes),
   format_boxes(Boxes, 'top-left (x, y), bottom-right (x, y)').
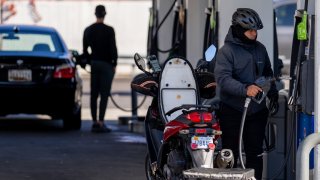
top-left (214, 27), bottom-right (275, 114)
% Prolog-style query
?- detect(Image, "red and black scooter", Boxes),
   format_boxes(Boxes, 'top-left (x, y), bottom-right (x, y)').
top-left (131, 45), bottom-right (234, 180)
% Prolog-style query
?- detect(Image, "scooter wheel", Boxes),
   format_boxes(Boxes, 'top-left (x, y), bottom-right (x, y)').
top-left (145, 153), bottom-right (157, 180)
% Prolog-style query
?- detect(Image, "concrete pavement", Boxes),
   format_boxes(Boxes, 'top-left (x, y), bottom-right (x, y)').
top-left (81, 107), bottom-right (147, 122)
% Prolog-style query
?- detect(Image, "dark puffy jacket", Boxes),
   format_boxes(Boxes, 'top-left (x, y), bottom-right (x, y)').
top-left (214, 27), bottom-right (276, 114)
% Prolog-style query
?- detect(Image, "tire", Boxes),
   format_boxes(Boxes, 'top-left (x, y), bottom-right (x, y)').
top-left (63, 106), bottom-right (81, 130)
top-left (145, 153), bottom-right (156, 180)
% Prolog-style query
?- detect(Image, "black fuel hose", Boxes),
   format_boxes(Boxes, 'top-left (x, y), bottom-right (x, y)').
top-left (155, 0), bottom-right (178, 53)
top-left (109, 93), bottom-right (147, 112)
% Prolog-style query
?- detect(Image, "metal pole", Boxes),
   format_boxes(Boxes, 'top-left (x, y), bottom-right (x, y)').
top-left (296, 133), bottom-right (320, 180)
top-left (131, 89), bottom-right (138, 121)
top-left (314, 0), bottom-right (320, 178)
top-left (0, 0), bottom-right (3, 24)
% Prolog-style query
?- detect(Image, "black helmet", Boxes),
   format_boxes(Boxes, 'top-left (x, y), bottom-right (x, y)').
top-left (232, 8), bottom-right (263, 30)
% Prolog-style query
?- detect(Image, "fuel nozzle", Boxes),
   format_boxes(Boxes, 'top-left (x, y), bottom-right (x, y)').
top-left (251, 76), bottom-right (273, 104)
top-left (252, 91), bottom-right (266, 104)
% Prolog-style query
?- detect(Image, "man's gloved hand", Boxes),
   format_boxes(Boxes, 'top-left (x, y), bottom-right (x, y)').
top-left (268, 92), bottom-right (279, 116)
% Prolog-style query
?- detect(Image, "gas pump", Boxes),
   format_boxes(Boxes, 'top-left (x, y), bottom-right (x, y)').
top-left (146, 0), bottom-right (187, 62)
top-left (147, 0), bottom-right (158, 58)
top-left (259, 0), bottom-right (319, 179)
top-left (288, 0), bottom-right (317, 179)
top-left (203, 0), bottom-right (218, 56)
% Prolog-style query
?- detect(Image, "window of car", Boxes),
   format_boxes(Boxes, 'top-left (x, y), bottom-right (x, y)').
top-left (0, 32), bottom-right (64, 53)
top-left (274, 3), bottom-right (296, 26)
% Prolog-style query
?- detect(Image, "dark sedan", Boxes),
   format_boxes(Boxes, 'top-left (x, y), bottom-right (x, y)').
top-left (0, 25), bottom-right (82, 130)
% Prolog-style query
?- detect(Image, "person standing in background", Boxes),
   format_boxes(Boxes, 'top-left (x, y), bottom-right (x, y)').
top-left (83, 4), bottom-right (118, 133)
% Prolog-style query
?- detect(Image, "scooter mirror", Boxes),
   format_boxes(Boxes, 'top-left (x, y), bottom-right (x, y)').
top-left (205, 44), bottom-right (217, 62)
top-left (134, 53), bottom-right (146, 71)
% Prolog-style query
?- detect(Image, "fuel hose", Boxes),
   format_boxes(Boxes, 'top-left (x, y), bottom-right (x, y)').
top-left (239, 97), bottom-right (252, 169)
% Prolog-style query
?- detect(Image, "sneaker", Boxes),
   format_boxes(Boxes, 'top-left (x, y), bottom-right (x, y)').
top-left (100, 124), bottom-right (112, 133)
top-left (91, 122), bottom-right (100, 132)
top-left (91, 122), bottom-right (111, 133)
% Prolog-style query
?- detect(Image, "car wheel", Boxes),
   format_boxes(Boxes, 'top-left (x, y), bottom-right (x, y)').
top-left (63, 106), bottom-right (81, 130)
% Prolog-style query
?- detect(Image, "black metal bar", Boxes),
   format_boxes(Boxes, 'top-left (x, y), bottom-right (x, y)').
top-left (131, 89), bottom-right (138, 120)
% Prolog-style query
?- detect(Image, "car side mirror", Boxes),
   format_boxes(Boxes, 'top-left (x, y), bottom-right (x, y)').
top-left (205, 44), bottom-right (217, 62)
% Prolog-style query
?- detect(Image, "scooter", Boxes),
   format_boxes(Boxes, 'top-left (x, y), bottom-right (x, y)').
top-left (131, 45), bottom-right (234, 180)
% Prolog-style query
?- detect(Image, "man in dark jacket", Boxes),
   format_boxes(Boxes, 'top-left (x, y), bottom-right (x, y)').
top-left (83, 4), bottom-right (118, 133)
top-left (214, 8), bottom-right (278, 179)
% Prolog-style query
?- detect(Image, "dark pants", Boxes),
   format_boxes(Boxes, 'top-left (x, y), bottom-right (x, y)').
top-left (218, 103), bottom-right (268, 180)
top-left (90, 60), bottom-right (115, 122)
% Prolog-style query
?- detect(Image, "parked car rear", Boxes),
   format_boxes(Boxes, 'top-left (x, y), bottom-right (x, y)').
top-left (0, 25), bottom-right (82, 130)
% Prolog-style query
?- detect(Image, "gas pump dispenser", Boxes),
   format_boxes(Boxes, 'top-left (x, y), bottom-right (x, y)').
top-left (203, 0), bottom-right (218, 56)
top-left (146, 0), bottom-right (188, 62)
top-left (288, 0), bottom-right (318, 179)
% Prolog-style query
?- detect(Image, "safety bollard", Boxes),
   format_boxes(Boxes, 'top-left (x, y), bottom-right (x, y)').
top-left (296, 133), bottom-right (320, 180)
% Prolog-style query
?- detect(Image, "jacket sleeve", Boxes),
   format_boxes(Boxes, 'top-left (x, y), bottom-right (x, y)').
top-left (214, 47), bottom-right (247, 97)
top-left (262, 50), bottom-right (274, 77)
top-left (82, 28), bottom-right (89, 58)
top-left (111, 28), bottom-right (118, 67)
top-left (262, 48), bottom-right (278, 97)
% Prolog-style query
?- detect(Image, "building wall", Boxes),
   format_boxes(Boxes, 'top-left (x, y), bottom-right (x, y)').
top-left (5, 0), bottom-right (152, 56)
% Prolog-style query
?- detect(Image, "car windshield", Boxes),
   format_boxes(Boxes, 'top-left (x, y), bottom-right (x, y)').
top-left (0, 32), bottom-right (64, 53)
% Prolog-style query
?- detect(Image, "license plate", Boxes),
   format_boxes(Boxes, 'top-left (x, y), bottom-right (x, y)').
top-left (191, 136), bottom-right (213, 149)
top-left (8, 69), bottom-right (32, 82)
